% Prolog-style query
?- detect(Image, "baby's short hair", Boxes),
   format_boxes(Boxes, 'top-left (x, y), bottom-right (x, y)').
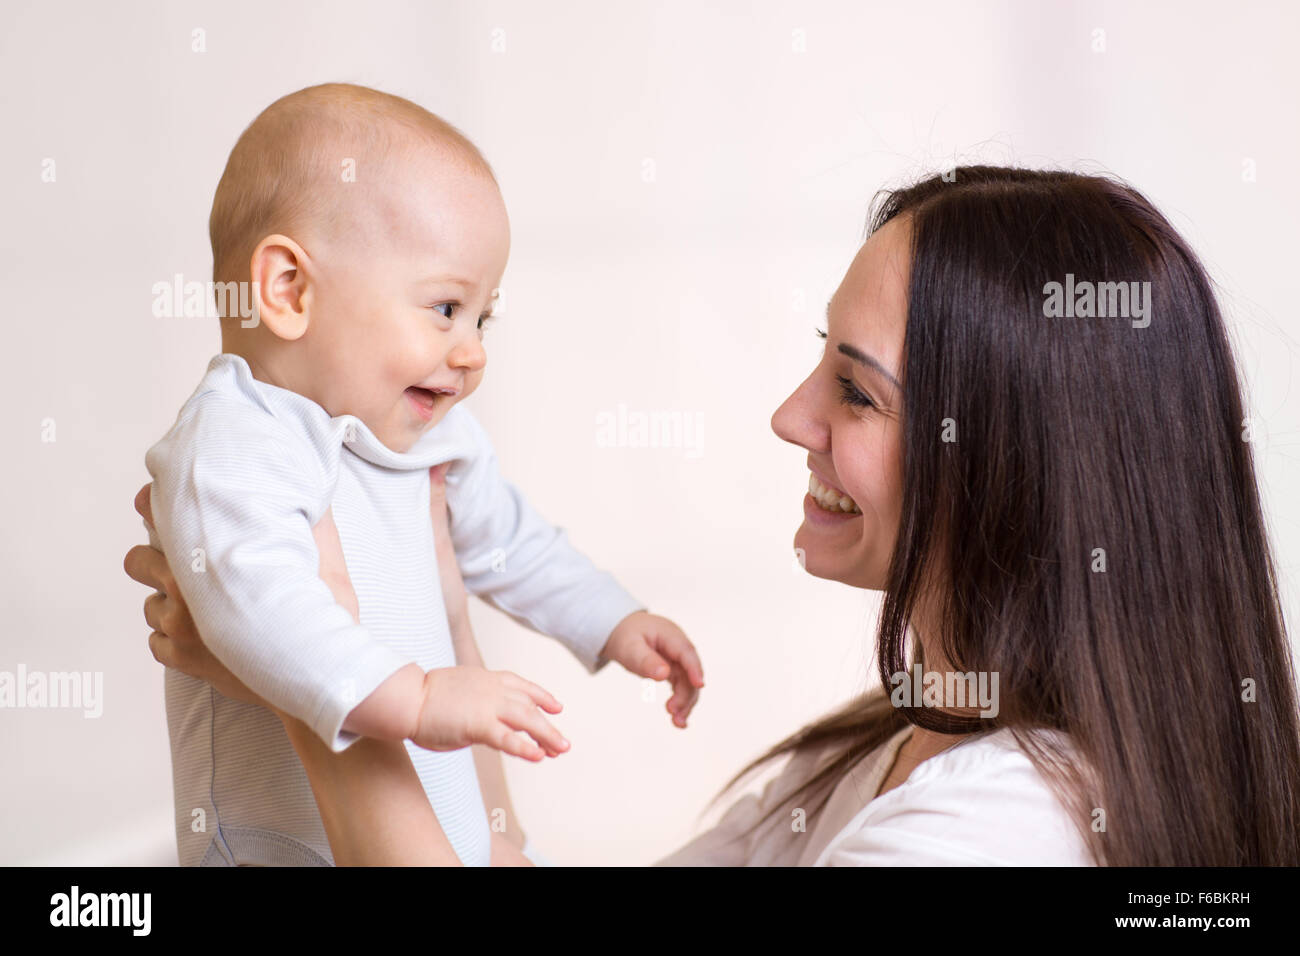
top-left (209, 82), bottom-right (493, 286)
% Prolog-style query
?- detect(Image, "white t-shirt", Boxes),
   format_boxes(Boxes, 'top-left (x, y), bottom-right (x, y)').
top-left (145, 353), bottom-right (643, 866)
top-left (655, 725), bottom-right (1096, 866)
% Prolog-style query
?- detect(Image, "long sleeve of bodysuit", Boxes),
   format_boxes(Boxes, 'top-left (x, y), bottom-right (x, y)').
top-left (438, 406), bottom-right (645, 673)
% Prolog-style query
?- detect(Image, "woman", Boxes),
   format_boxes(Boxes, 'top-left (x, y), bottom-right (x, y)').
top-left (126, 165), bottom-right (1300, 865)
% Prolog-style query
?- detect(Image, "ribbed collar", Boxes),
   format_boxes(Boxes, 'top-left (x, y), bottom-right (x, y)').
top-left (208, 352), bottom-right (458, 471)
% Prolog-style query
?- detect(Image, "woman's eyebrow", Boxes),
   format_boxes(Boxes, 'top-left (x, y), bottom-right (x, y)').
top-left (836, 342), bottom-right (900, 390)
top-left (825, 301), bottom-right (901, 389)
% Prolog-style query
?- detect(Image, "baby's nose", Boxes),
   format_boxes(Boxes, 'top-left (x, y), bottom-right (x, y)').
top-left (449, 332), bottom-right (486, 371)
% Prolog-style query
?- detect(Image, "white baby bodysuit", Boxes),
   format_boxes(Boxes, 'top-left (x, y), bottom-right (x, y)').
top-left (145, 353), bottom-right (643, 866)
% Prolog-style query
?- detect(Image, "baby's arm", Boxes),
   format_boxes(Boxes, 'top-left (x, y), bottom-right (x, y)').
top-left (441, 408), bottom-right (643, 672)
top-left (147, 396), bottom-right (410, 749)
top-left (440, 408), bottom-right (704, 725)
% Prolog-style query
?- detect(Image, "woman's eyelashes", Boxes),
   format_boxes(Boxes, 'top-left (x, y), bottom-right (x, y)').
top-left (815, 329), bottom-right (875, 410)
top-left (836, 374), bottom-right (875, 409)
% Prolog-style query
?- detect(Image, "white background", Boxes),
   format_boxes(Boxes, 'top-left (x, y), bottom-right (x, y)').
top-left (1, 0), bottom-right (1297, 865)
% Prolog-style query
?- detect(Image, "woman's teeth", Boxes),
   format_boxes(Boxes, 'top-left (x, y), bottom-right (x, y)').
top-left (808, 474), bottom-right (862, 514)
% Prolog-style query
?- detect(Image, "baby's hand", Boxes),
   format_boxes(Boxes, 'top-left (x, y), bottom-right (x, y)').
top-left (600, 612), bottom-right (705, 728)
top-left (413, 666), bottom-right (569, 761)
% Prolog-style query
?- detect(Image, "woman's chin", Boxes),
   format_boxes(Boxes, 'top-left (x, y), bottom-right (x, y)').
top-left (794, 495), bottom-right (880, 587)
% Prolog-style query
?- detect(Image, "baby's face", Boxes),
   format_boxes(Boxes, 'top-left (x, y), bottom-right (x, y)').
top-left (302, 150), bottom-right (510, 453)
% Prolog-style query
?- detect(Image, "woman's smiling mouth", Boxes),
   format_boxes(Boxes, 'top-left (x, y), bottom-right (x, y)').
top-left (808, 472), bottom-right (862, 514)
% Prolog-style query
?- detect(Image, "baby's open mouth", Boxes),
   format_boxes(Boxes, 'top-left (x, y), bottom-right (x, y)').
top-left (406, 386), bottom-right (438, 409)
top-left (405, 385), bottom-right (457, 420)
top-left (809, 473), bottom-right (862, 514)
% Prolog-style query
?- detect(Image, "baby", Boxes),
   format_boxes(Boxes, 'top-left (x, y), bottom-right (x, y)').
top-left (144, 83), bottom-right (703, 867)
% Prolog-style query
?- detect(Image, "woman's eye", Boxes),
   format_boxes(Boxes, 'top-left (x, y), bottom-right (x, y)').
top-left (836, 374), bottom-right (875, 409)
top-left (430, 303), bottom-right (456, 319)
top-left (818, 330), bottom-right (874, 409)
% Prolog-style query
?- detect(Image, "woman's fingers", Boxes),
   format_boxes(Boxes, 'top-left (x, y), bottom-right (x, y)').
top-left (147, 630), bottom-right (182, 670)
top-left (134, 483), bottom-right (154, 528)
top-left (123, 544), bottom-right (175, 596)
top-left (142, 591), bottom-right (167, 632)
top-left (144, 586), bottom-right (199, 644)
top-left (429, 462), bottom-right (451, 497)
top-left (312, 508), bottom-right (361, 621)
top-left (311, 508), bottom-right (349, 581)
top-left (125, 544), bottom-right (196, 644)
top-left (428, 464), bottom-right (471, 617)
top-left (428, 464), bottom-right (453, 535)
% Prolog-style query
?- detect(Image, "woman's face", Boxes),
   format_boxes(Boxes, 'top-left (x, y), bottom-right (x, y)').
top-left (771, 215), bottom-right (910, 590)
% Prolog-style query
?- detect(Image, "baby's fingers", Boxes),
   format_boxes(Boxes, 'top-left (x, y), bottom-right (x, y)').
top-left (627, 644), bottom-right (672, 681)
top-left (654, 630), bottom-right (705, 688)
top-left (500, 671), bottom-right (563, 714)
top-left (491, 725), bottom-right (547, 762)
top-left (501, 701), bottom-right (570, 756)
top-left (666, 664), bottom-right (700, 727)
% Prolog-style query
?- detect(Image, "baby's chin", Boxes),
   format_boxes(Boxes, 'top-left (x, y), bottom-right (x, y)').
top-left (357, 393), bottom-right (458, 453)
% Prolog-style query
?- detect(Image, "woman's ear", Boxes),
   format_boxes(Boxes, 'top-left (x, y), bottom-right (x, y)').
top-left (249, 234), bottom-right (312, 341)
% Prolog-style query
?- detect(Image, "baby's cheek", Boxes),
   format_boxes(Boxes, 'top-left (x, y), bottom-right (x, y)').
top-left (379, 352), bottom-right (415, 386)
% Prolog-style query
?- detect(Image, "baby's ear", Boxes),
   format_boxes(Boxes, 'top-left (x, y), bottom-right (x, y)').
top-left (248, 234), bottom-right (311, 340)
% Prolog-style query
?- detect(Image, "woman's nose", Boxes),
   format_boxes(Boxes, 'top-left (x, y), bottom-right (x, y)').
top-left (771, 371), bottom-right (829, 453)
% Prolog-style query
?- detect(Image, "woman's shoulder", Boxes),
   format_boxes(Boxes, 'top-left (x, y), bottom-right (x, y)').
top-left (818, 726), bottom-right (1097, 866)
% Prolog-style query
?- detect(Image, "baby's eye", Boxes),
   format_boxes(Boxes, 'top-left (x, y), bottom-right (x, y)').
top-left (430, 303), bottom-right (456, 319)
top-left (477, 313), bottom-right (494, 332)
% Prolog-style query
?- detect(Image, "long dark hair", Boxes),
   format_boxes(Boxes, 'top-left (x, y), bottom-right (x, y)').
top-left (720, 165), bottom-right (1300, 865)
